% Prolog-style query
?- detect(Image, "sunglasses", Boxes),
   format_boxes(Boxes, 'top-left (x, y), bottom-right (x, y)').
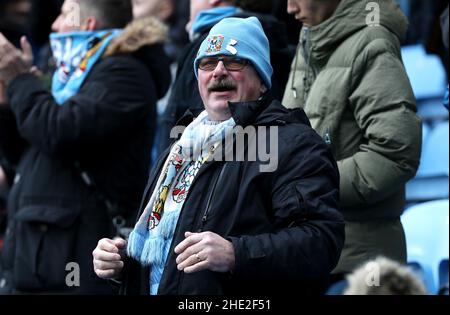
top-left (198, 57), bottom-right (249, 71)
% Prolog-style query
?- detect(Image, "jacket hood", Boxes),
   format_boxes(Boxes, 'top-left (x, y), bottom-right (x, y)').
top-left (307, 0), bottom-right (408, 62)
top-left (104, 17), bottom-right (168, 56)
top-left (104, 17), bottom-right (171, 99)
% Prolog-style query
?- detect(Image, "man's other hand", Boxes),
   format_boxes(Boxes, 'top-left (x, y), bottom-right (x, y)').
top-left (93, 237), bottom-right (127, 280)
top-left (175, 231), bottom-right (235, 274)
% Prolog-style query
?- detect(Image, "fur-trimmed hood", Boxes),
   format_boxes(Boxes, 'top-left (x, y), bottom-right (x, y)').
top-left (104, 17), bottom-right (171, 100)
top-left (104, 17), bottom-right (168, 57)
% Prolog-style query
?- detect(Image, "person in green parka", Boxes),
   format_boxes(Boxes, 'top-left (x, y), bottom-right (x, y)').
top-left (283, 0), bottom-right (422, 280)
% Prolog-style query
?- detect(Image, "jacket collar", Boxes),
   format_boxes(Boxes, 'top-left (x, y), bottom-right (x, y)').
top-left (175, 92), bottom-right (311, 128)
top-left (228, 93), bottom-right (273, 127)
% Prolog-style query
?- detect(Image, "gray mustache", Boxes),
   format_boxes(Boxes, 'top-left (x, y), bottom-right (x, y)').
top-left (208, 79), bottom-right (237, 91)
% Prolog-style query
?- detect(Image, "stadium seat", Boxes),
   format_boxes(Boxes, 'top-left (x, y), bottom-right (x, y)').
top-left (401, 199), bottom-right (449, 294)
top-left (406, 121), bottom-right (449, 202)
top-left (421, 122), bottom-right (431, 154)
top-left (402, 44), bottom-right (448, 122)
top-left (417, 122), bottom-right (449, 177)
top-left (401, 44), bottom-right (447, 100)
top-left (417, 99), bottom-right (449, 122)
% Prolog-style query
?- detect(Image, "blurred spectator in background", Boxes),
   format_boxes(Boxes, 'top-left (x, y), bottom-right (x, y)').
top-left (283, 0), bottom-right (421, 285)
top-left (272, 0), bottom-right (302, 46)
top-left (158, 0), bottom-right (294, 154)
top-left (400, 0), bottom-right (448, 79)
top-left (343, 257), bottom-right (427, 295)
top-left (0, 0), bottom-right (31, 47)
top-left (0, 0), bottom-right (171, 294)
top-left (132, 0), bottom-right (175, 60)
top-left (167, 0), bottom-right (190, 62)
top-left (26, 0), bottom-right (63, 84)
top-left (131, 0), bottom-right (178, 166)
top-left (27, 0), bottom-right (64, 49)
top-left (132, 0), bottom-right (174, 21)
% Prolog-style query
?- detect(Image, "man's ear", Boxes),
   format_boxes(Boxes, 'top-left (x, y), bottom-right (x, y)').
top-left (260, 84), bottom-right (268, 95)
top-left (84, 17), bottom-right (98, 31)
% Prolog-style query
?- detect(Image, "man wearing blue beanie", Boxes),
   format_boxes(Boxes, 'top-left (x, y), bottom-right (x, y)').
top-left (158, 0), bottom-right (294, 154)
top-left (194, 17), bottom-right (273, 91)
top-left (94, 17), bottom-right (344, 296)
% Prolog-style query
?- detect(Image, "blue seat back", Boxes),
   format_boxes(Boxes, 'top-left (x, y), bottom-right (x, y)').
top-left (401, 199), bottom-right (449, 294)
top-left (401, 44), bottom-right (447, 100)
top-left (417, 122), bottom-right (449, 177)
top-left (406, 122), bottom-right (449, 201)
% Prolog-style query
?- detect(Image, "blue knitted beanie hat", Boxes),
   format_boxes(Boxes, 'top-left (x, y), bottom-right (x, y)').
top-left (194, 16), bottom-right (273, 89)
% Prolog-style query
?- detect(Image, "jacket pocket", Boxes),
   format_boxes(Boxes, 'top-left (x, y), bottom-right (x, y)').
top-left (13, 205), bottom-right (81, 291)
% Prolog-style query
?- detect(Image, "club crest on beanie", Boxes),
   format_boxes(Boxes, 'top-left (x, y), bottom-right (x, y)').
top-left (194, 16), bottom-right (273, 89)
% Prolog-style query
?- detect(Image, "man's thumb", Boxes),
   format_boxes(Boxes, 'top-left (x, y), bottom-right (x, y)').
top-left (20, 36), bottom-right (33, 62)
top-left (113, 237), bottom-right (127, 249)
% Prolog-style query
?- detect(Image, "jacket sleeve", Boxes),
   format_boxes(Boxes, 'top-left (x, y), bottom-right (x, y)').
top-left (229, 128), bottom-right (345, 280)
top-left (340, 39), bottom-right (422, 208)
top-left (7, 56), bottom-right (155, 156)
top-left (0, 106), bottom-right (27, 166)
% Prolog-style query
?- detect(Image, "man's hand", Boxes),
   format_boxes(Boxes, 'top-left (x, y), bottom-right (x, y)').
top-left (93, 238), bottom-right (127, 280)
top-left (174, 231), bottom-right (235, 274)
top-left (0, 34), bottom-right (33, 85)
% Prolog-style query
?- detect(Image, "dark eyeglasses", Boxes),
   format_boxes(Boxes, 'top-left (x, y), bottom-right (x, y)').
top-left (198, 57), bottom-right (249, 71)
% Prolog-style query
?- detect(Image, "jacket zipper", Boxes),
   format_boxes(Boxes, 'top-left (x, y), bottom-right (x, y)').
top-left (199, 164), bottom-right (226, 229)
top-left (174, 163), bottom-right (225, 294)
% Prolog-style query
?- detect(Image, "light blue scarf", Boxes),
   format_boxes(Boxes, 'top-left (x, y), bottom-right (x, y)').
top-left (50, 30), bottom-right (122, 104)
top-left (191, 6), bottom-right (239, 40)
top-left (127, 111), bottom-right (236, 266)
top-left (127, 111), bottom-right (235, 294)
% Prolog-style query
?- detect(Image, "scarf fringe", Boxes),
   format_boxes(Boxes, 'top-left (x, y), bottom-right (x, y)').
top-left (127, 229), bottom-right (147, 262)
top-left (128, 210), bottom-right (181, 265)
top-left (158, 209), bottom-right (181, 240)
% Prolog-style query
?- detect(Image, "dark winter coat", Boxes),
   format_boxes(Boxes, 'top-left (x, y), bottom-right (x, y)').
top-left (0, 18), bottom-right (171, 294)
top-left (121, 96), bottom-right (345, 295)
top-left (158, 12), bottom-right (295, 154)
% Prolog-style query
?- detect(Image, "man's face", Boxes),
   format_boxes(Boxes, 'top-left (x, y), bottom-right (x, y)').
top-left (132, 0), bottom-right (161, 20)
top-left (187, 0), bottom-right (214, 32)
top-left (287, 0), bottom-right (340, 26)
top-left (52, 0), bottom-right (85, 33)
top-left (197, 56), bottom-right (266, 121)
